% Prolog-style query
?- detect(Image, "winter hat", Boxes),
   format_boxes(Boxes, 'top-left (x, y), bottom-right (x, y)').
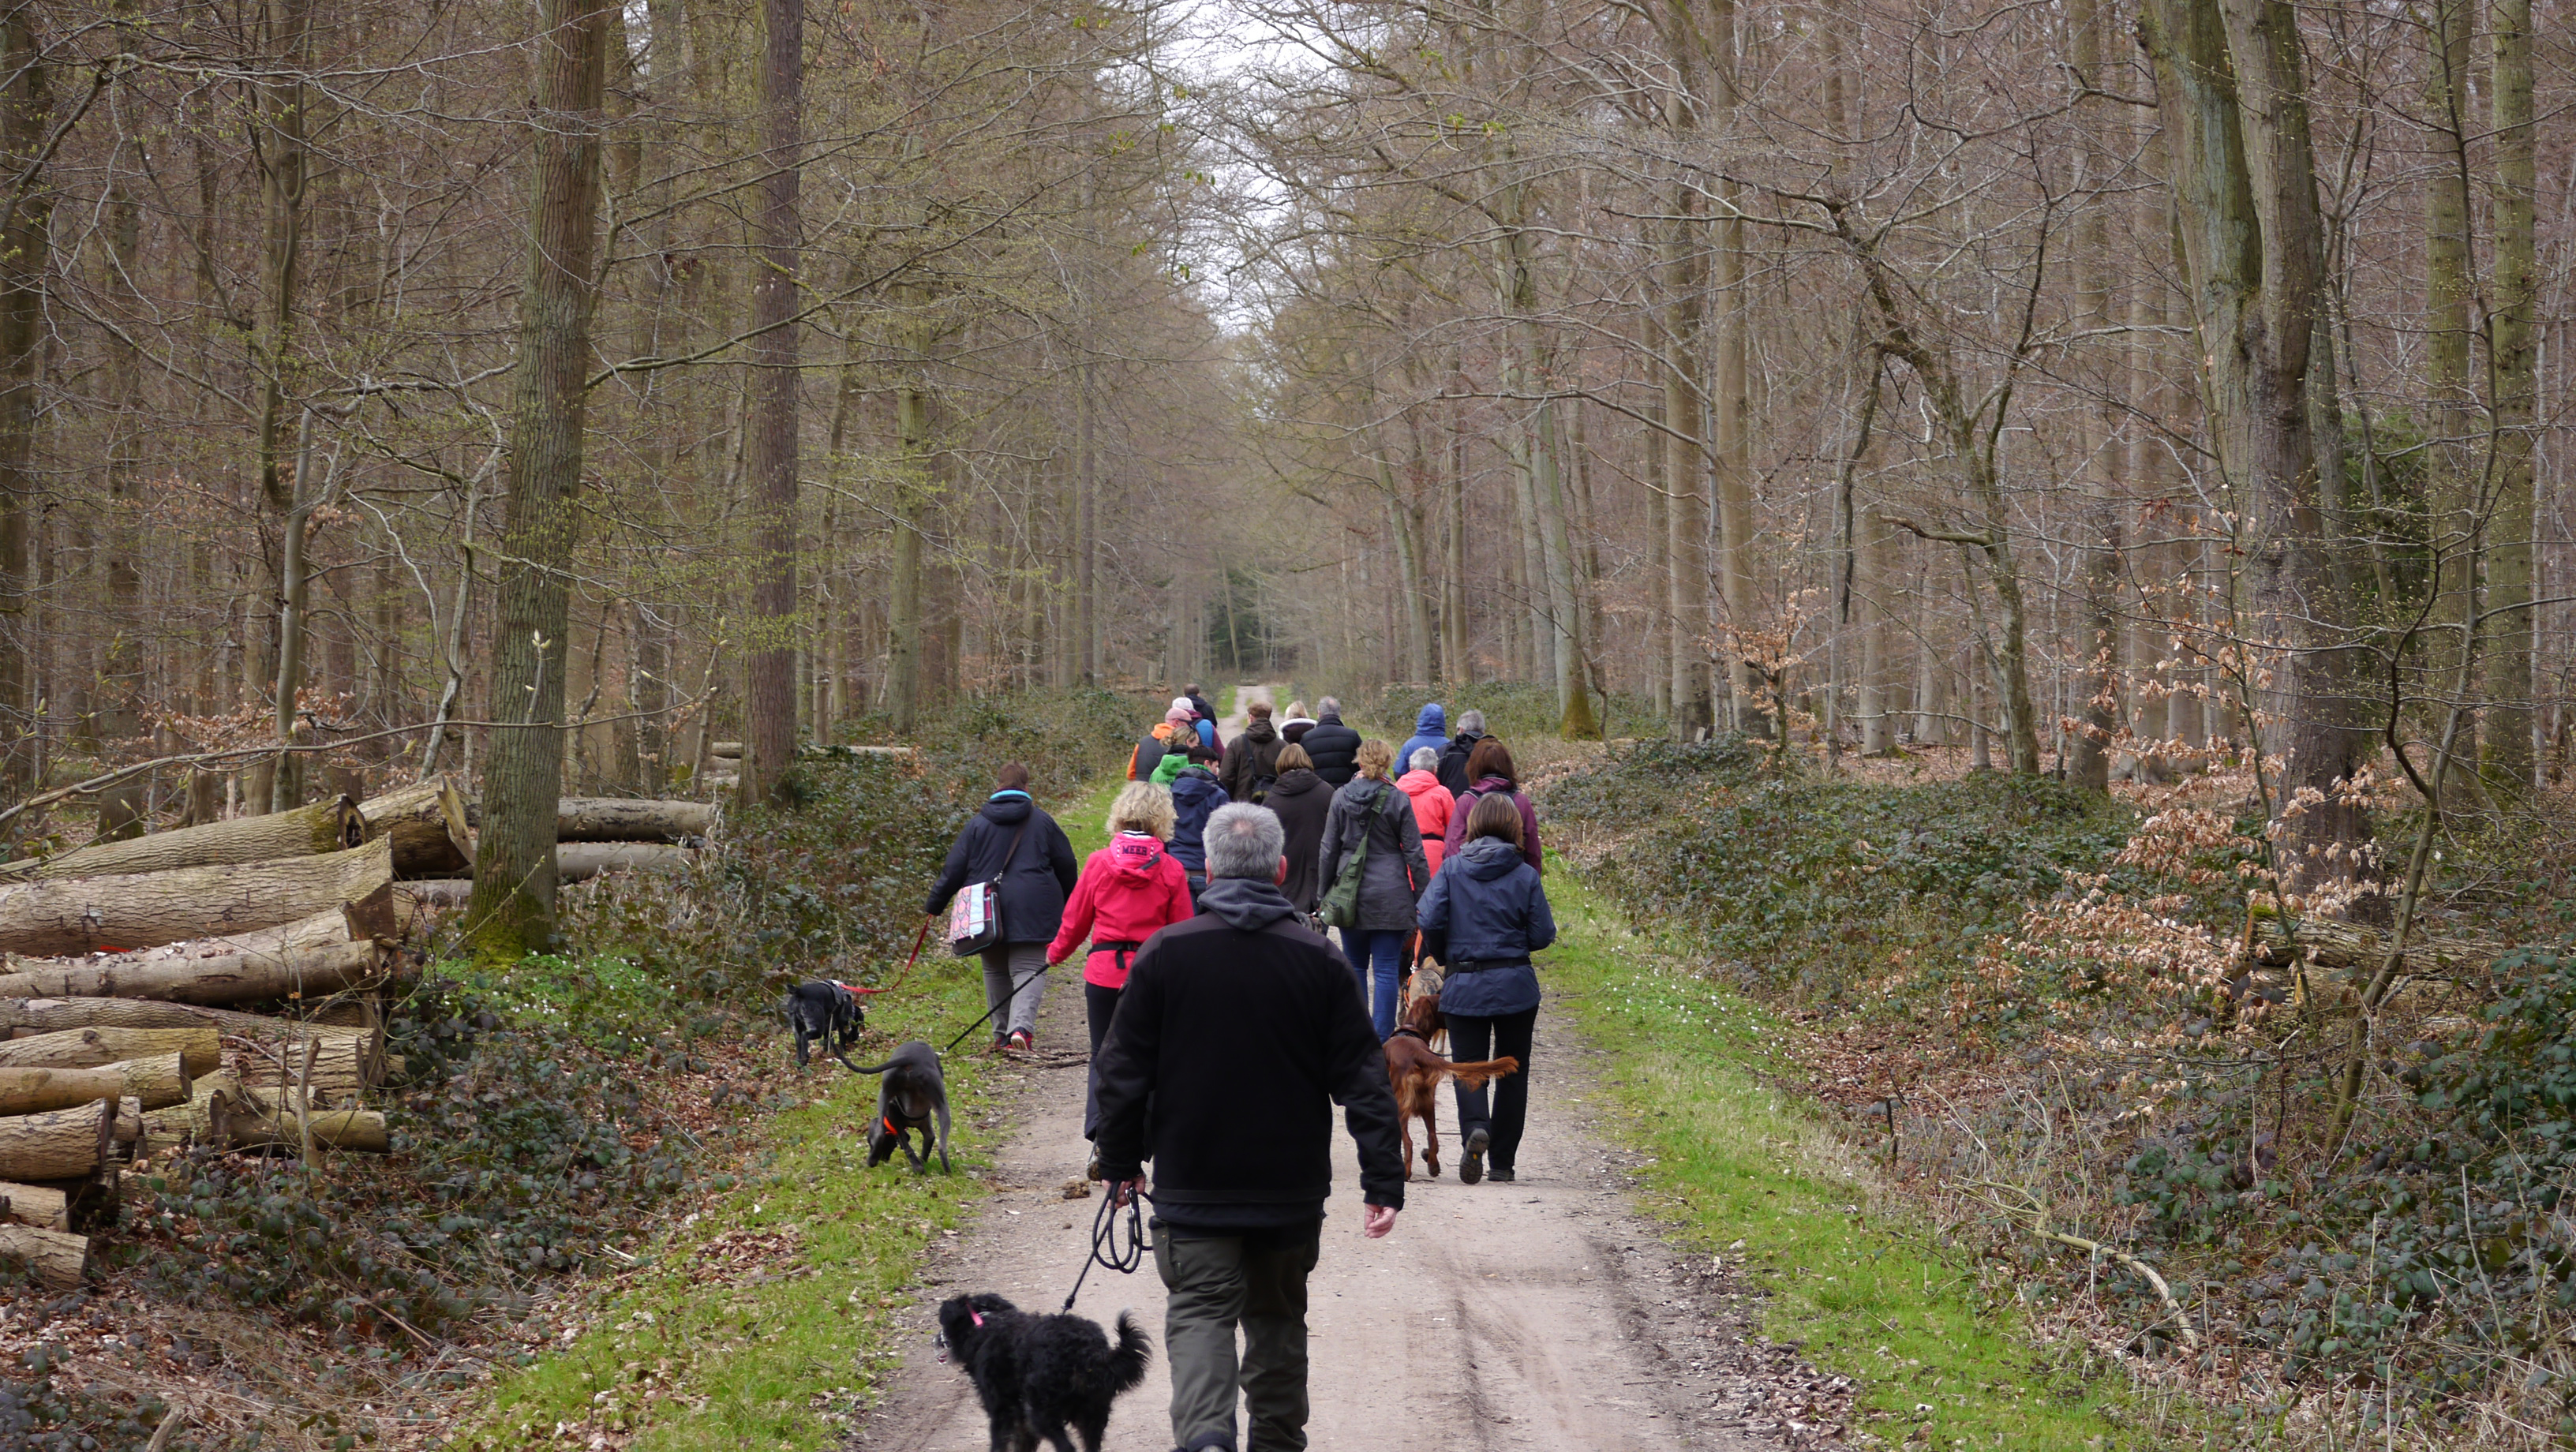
top-left (1166, 698), bottom-right (1195, 724)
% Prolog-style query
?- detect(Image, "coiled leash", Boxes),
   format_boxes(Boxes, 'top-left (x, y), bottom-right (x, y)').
top-left (1062, 1180), bottom-right (1149, 1312)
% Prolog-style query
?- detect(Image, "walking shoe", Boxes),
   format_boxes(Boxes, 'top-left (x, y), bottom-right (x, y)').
top-left (1489, 1166), bottom-right (1517, 1184)
top-left (1459, 1128), bottom-right (1488, 1184)
top-left (1007, 1029), bottom-right (1033, 1053)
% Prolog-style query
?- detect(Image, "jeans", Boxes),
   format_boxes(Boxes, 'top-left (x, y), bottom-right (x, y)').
top-left (1155, 1218), bottom-right (1323, 1452)
top-left (1342, 930), bottom-right (1406, 1039)
top-left (979, 941), bottom-right (1046, 1040)
top-left (1447, 1005), bottom-right (1537, 1173)
top-left (1083, 981), bottom-right (1121, 1139)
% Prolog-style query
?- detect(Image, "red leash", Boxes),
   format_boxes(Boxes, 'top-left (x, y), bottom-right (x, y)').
top-left (846, 919), bottom-right (932, 997)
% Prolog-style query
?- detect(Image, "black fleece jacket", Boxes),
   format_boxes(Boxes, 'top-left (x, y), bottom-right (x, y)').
top-left (1094, 876), bottom-right (1405, 1226)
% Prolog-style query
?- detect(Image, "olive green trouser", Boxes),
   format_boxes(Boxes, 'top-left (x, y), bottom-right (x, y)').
top-left (1152, 1218), bottom-right (1323, 1452)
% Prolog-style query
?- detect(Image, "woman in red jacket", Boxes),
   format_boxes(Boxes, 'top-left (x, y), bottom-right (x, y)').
top-left (1049, 780), bottom-right (1194, 1153)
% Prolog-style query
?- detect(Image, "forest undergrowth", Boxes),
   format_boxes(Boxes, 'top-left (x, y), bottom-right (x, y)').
top-left (1542, 735), bottom-right (2576, 1448)
top-left (0, 689), bottom-right (1141, 1452)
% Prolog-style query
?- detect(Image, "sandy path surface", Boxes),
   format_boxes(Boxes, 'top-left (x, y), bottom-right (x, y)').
top-left (852, 684), bottom-right (1846, 1450)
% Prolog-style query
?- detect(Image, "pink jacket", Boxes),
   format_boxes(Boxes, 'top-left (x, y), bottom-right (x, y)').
top-left (1047, 833), bottom-right (1195, 988)
top-left (1396, 769), bottom-right (1453, 879)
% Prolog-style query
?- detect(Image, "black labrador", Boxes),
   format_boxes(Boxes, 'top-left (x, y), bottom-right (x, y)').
top-left (848, 1038), bottom-right (953, 1173)
top-left (785, 979), bottom-right (866, 1069)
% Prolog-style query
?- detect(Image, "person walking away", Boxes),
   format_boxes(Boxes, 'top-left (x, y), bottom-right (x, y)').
top-left (1184, 683), bottom-right (1220, 749)
top-left (1264, 743), bottom-right (1332, 914)
top-left (925, 763), bottom-right (1080, 1052)
top-left (1093, 804), bottom-right (1403, 1452)
top-left (1436, 709), bottom-right (1491, 795)
top-left (1443, 738), bottom-right (1543, 873)
top-left (1277, 700), bottom-right (1318, 747)
top-left (1397, 747), bottom-right (1453, 878)
top-left (1167, 760), bottom-right (1232, 903)
top-left (1318, 740), bottom-right (1428, 1039)
top-left (1219, 701), bottom-right (1285, 803)
top-left (1047, 781), bottom-right (1193, 1162)
top-left (1301, 697), bottom-right (1361, 787)
top-left (1132, 698), bottom-right (1206, 781)
top-left (1416, 791), bottom-right (1556, 1184)
top-left (1398, 703), bottom-right (1449, 771)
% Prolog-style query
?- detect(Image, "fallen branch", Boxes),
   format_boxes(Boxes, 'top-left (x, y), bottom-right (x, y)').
top-left (1966, 1179), bottom-right (2200, 1349)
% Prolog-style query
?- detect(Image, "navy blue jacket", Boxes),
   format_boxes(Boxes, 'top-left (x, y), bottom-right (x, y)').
top-left (925, 792), bottom-right (1080, 944)
top-left (1168, 766), bottom-right (1232, 875)
top-left (1301, 714), bottom-right (1362, 788)
top-left (1416, 836), bottom-right (1556, 1016)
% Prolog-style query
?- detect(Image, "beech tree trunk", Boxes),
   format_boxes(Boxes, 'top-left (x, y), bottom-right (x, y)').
top-left (0, 1027), bottom-right (220, 1078)
top-left (93, 1053), bottom-right (189, 1110)
top-left (0, 1178), bottom-right (68, 1229)
top-left (358, 777), bottom-right (474, 878)
top-left (466, 0), bottom-right (614, 957)
top-left (8, 893), bottom-right (393, 973)
top-left (0, 1221), bottom-right (88, 1289)
top-left (226, 1100), bottom-right (389, 1154)
top-left (140, 1068), bottom-right (238, 1146)
top-left (0, 1101), bottom-right (112, 1181)
top-left (0, 1067), bottom-right (122, 1116)
top-left (740, 0), bottom-right (805, 806)
top-left (555, 798), bottom-right (717, 842)
top-left (0, 939), bottom-right (385, 1005)
top-left (0, 836), bottom-right (393, 956)
top-left (0, 0), bottom-right (44, 799)
top-left (2484, 0), bottom-right (2537, 791)
top-left (556, 842), bottom-right (696, 881)
top-left (0, 796), bottom-right (361, 883)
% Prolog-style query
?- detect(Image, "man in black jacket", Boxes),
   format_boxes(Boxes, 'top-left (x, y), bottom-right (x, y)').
top-left (1436, 709), bottom-right (1490, 795)
top-left (1216, 702), bottom-right (1283, 802)
top-left (1297, 697), bottom-right (1361, 788)
top-left (1095, 803), bottom-right (1403, 1452)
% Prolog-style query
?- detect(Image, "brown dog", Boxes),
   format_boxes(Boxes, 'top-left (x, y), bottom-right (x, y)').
top-left (1383, 993), bottom-right (1519, 1181)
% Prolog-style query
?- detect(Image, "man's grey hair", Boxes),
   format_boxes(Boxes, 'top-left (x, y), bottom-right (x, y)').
top-left (1410, 747), bottom-right (1440, 772)
top-left (1457, 709), bottom-right (1485, 733)
top-left (1204, 803), bottom-right (1287, 880)
top-left (1317, 695), bottom-right (1342, 717)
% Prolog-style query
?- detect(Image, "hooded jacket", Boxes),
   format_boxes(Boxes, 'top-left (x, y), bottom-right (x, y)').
top-left (1416, 836), bottom-right (1556, 1017)
top-left (1279, 715), bottom-right (1318, 747)
top-left (1166, 766), bottom-right (1232, 876)
top-left (1397, 704), bottom-right (1450, 774)
top-left (1218, 717), bottom-right (1284, 802)
top-left (924, 791), bottom-right (1082, 944)
top-left (1435, 729), bottom-right (1490, 796)
top-left (1129, 719), bottom-right (1204, 781)
top-left (1443, 773), bottom-right (1542, 874)
top-left (1049, 831), bottom-right (1194, 989)
top-left (1093, 873), bottom-right (1405, 1226)
top-left (1300, 713), bottom-right (1362, 787)
top-left (1317, 776), bottom-right (1430, 932)
top-left (1264, 768), bottom-right (1334, 910)
top-left (1396, 768), bottom-right (1454, 877)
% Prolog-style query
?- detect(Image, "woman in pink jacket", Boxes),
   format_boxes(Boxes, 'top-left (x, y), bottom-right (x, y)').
top-left (1048, 781), bottom-right (1194, 1155)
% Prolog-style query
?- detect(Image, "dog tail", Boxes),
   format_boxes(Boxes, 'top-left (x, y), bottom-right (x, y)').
top-left (1442, 1055), bottom-right (1522, 1089)
top-left (836, 1053), bottom-right (897, 1075)
top-left (1106, 1311), bottom-right (1153, 1394)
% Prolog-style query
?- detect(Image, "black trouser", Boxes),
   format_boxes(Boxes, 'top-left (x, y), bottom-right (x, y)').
top-left (1446, 1005), bottom-right (1537, 1173)
top-left (1083, 980), bottom-right (1121, 1140)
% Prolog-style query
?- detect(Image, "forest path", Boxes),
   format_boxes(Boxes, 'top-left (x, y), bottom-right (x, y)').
top-left (1217, 681), bottom-right (1276, 736)
top-left (846, 794), bottom-right (1814, 1450)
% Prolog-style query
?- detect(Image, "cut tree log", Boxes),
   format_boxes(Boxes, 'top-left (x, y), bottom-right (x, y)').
top-left (0, 1000), bottom-right (379, 1057)
top-left (110, 1095), bottom-right (142, 1150)
top-left (0, 1179), bottom-right (69, 1230)
top-left (140, 1069), bottom-right (238, 1146)
top-left (0, 1222), bottom-right (89, 1289)
top-left (2, 889), bottom-right (397, 975)
top-left (0, 1066), bottom-right (122, 1115)
top-left (0, 835), bottom-right (395, 958)
top-left (96, 1054), bottom-right (189, 1111)
top-left (0, 939), bottom-right (387, 1007)
top-left (709, 741), bottom-right (912, 762)
top-left (0, 1026), bottom-right (220, 1078)
top-left (358, 777), bottom-right (474, 878)
top-left (2248, 900), bottom-right (2504, 978)
top-left (230, 1034), bottom-right (381, 1098)
top-left (556, 798), bottom-right (718, 843)
top-left (395, 879), bottom-right (472, 909)
top-left (558, 843), bottom-right (696, 881)
top-left (0, 796), bottom-right (362, 884)
top-left (226, 1098), bottom-right (390, 1154)
top-left (0, 1101), bottom-right (111, 1181)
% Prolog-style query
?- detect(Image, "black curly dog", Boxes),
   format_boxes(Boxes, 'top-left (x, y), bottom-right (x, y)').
top-left (847, 1038), bottom-right (953, 1173)
top-left (934, 1293), bottom-right (1151, 1452)
top-left (784, 979), bottom-right (864, 1068)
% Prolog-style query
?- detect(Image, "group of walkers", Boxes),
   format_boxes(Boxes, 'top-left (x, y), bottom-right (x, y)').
top-left (917, 688), bottom-right (1558, 1452)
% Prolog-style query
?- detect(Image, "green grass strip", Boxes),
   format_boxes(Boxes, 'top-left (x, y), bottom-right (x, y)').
top-left (1543, 863), bottom-right (2140, 1449)
top-left (462, 781), bottom-right (1122, 1451)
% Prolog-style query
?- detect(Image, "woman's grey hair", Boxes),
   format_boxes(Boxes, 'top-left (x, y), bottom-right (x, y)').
top-left (1410, 747), bottom-right (1440, 772)
top-left (1457, 709), bottom-right (1485, 733)
top-left (1204, 803), bottom-right (1286, 880)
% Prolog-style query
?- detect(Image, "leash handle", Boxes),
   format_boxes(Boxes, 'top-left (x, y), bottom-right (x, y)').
top-left (1062, 1180), bottom-right (1149, 1312)
top-left (851, 920), bottom-right (932, 997)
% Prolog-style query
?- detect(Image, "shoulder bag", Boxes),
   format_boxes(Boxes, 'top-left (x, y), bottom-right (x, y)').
top-left (1317, 784), bottom-right (1405, 930)
top-left (948, 821), bottom-right (1032, 956)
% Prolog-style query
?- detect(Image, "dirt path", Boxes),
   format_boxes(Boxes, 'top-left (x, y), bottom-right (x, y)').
top-left (851, 949), bottom-right (1847, 1447)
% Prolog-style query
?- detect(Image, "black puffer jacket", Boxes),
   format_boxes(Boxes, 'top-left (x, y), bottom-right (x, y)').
top-left (923, 792), bottom-right (1080, 944)
top-left (1301, 713), bottom-right (1361, 787)
top-left (1436, 729), bottom-right (1489, 795)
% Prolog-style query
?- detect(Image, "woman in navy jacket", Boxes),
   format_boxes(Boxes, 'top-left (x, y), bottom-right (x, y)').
top-left (925, 762), bottom-right (1080, 1050)
top-left (1415, 791), bottom-right (1556, 1184)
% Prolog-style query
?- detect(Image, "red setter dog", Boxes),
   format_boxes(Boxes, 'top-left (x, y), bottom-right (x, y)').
top-left (1383, 994), bottom-right (1519, 1181)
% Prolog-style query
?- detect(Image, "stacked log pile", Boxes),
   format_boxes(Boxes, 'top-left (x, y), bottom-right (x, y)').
top-left (0, 780), bottom-right (719, 1288)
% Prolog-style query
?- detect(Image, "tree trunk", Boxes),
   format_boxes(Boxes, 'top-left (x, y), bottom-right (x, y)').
top-left (1657, 109), bottom-right (1713, 738)
top-left (0, 0), bottom-right (44, 800)
top-left (0, 1101), bottom-right (112, 1182)
top-left (232, 1036), bottom-right (378, 1098)
top-left (0, 1067), bottom-right (122, 1117)
top-left (888, 317), bottom-right (932, 730)
top-left (555, 842), bottom-right (695, 881)
top-left (0, 1027), bottom-right (219, 1078)
top-left (0, 940), bottom-right (385, 1005)
top-left (741, 0), bottom-right (803, 806)
top-left (93, 1053), bottom-right (189, 1111)
top-left (0, 1178), bottom-right (69, 1229)
top-left (249, 0), bottom-right (319, 811)
top-left (2484, 0), bottom-right (2537, 792)
top-left (466, 0), bottom-right (614, 957)
top-left (225, 1099), bottom-right (389, 1154)
top-left (555, 798), bottom-right (717, 841)
top-left (2422, 0), bottom-right (2478, 778)
top-left (11, 894), bottom-right (394, 972)
top-left (1, 796), bottom-right (362, 883)
top-left (358, 777), bottom-right (474, 877)
top-left (0, 1222), bottom-right (88, 1289)
top-left (0, 835), bottom-right (393, 957)
top-left (138, 1069), bottom-right (237, 1147)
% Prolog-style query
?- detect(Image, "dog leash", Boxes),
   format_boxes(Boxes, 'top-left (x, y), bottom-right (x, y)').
top-left (1062, 1181), bottom-right (1149, 1312)
top-left (939, 958), bottom-right (1053, 1054)
top-left (848, 921), bottom-right (933, 997)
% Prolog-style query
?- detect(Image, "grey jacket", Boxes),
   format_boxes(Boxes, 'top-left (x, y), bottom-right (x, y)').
top-left (1317, 777), bottom-right (1430, 932)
